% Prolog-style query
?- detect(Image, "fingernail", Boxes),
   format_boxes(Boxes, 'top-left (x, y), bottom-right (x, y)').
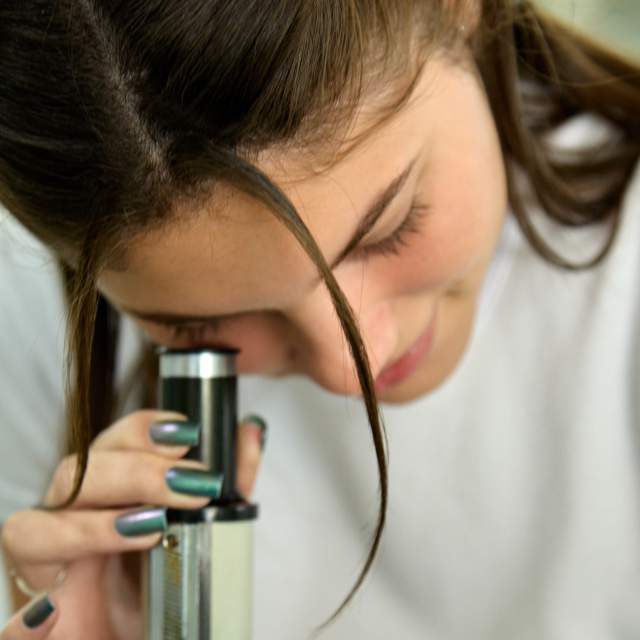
top-left (150, 420), bottom-right (200, 446)
top-left (166, 468), bottom-right (223, 498)
top-left (115, 507), bottom-right (167, 537)
top-left (242, 414), bottom-right (267, 451)
top-left (23, 593), bottom-right (55, 628)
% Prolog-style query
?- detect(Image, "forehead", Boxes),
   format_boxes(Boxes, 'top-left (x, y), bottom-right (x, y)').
top-left (98, 60), bottom-right (440, 313)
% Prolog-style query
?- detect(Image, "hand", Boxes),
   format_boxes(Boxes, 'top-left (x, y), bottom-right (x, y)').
top-left (1, 411), bottom-right (266, 640)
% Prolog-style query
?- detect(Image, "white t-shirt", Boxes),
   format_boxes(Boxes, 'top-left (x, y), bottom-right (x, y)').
top-left (1, 115), bottom-right (639, 638)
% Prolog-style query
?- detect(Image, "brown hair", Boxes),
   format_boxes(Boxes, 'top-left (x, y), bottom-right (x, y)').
top-left (1, 0), bottom-right (639, 630)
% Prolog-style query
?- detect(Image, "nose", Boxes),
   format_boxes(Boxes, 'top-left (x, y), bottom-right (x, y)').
top-left (282, 283), bottom-right (400, 396)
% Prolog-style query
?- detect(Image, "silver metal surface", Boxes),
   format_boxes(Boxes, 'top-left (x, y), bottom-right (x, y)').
top-left (198, 523), bottom-right (212, 635)
top-left (144, 515), bottom-right (254, 639)
top-left (160, 351), bottom-right (236, 379)
top-left (145, 545), bottom-right (166, 638)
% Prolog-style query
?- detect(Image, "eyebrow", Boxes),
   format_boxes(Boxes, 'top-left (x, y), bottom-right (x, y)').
top-left (122, 155), bottom-right (419, 325)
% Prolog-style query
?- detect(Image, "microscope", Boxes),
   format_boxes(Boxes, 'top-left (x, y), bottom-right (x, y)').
top-left (143, 348), bottom-right (258, 639)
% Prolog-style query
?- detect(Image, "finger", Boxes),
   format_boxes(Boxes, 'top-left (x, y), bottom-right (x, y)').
top-left (2, 508), bottom-right (164, 569)
top-left (0, 594), bottom-right (58, 639)
top-left (43, 451), bottom-right (222, 510)
top-left (236, 415), bottom-right (266, 499)
top-left (92, 410), bottom-right (198, 459)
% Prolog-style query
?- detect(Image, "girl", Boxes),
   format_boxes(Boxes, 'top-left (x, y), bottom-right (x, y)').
top-left (1, 0), bottom-right (639, 637)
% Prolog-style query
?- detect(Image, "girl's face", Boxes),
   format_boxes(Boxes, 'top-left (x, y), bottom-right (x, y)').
top-left (99, 53), bottom-right (507, 405)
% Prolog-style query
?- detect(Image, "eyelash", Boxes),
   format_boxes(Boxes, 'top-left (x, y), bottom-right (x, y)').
top-left (160, 320), bottom-right (225, 343)
top-left (353, 202), bottom-right (429, 261)
top-left (157, 202), bottom-right (429, 342)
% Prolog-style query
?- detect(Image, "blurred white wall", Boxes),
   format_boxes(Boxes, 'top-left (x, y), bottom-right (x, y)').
top-left (535, 0), bottom-right (640, 58)
top-left (0, 549), bottom-right (9, 624)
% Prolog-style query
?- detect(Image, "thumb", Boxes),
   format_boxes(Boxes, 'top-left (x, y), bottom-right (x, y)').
top-left (1, 594), bottom-right (58, 639)
top-left (236, 415), bottom-right (267, 499)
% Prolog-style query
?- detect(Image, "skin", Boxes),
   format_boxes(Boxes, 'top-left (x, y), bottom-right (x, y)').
top-left (100, 53), bottom-right (508, 405)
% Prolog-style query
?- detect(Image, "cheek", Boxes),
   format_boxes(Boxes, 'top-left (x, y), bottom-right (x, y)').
top-left (394, 147), bottom-right (506, 294)
top-left (136, 317), bottom-right (291, 374)
top-left (223, 322), bottom-right (292, 373)
top-left (386, 200), bottom-right (503, 296)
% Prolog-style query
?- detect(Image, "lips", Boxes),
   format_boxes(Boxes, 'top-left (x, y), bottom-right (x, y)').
top-left (374, 308), bottom-right (438, 393)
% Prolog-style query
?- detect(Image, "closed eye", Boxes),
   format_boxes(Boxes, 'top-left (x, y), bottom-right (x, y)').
top-left (352, 202), bottom-right (429, 261)
top-left (148, 318), bottom-right (226, 344)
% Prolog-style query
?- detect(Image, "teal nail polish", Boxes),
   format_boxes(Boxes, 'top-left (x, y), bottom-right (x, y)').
top-left (166, 468), bottom-right (223, 498)
top-left (115, 507), bottom-right (167, 537)
top-left (242, 414), bottom-right (267, 450)
top-left (150, 420), bottom-right (200, 446)
top-left (23, 594), bottom-right (55, 628)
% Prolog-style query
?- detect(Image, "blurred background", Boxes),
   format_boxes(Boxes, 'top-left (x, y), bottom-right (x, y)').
top-left (535, 0), bottom-right (639, 58)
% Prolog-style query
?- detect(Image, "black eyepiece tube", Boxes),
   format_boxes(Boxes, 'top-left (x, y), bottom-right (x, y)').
top-left (159, 347), bottom-right (240, 502)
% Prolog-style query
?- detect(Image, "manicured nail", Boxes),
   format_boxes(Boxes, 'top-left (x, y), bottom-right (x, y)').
top-left (23, 594), bottom-right (55, 628)
top-left (150, 420), bottom-right (200, 446)
top-left (115, 507), bottom-right (167, 537)
top-left (166, 468), bottom-right (223, 498)
top-left (242, 414), bottom-right (267, 451)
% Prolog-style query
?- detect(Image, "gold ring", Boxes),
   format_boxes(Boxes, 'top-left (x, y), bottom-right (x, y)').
top-left (8, 565), bottom-right (67, 598)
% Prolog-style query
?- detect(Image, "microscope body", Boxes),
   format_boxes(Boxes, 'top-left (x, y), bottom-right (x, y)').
top-left (143, 349), bottom-right (258, 640)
